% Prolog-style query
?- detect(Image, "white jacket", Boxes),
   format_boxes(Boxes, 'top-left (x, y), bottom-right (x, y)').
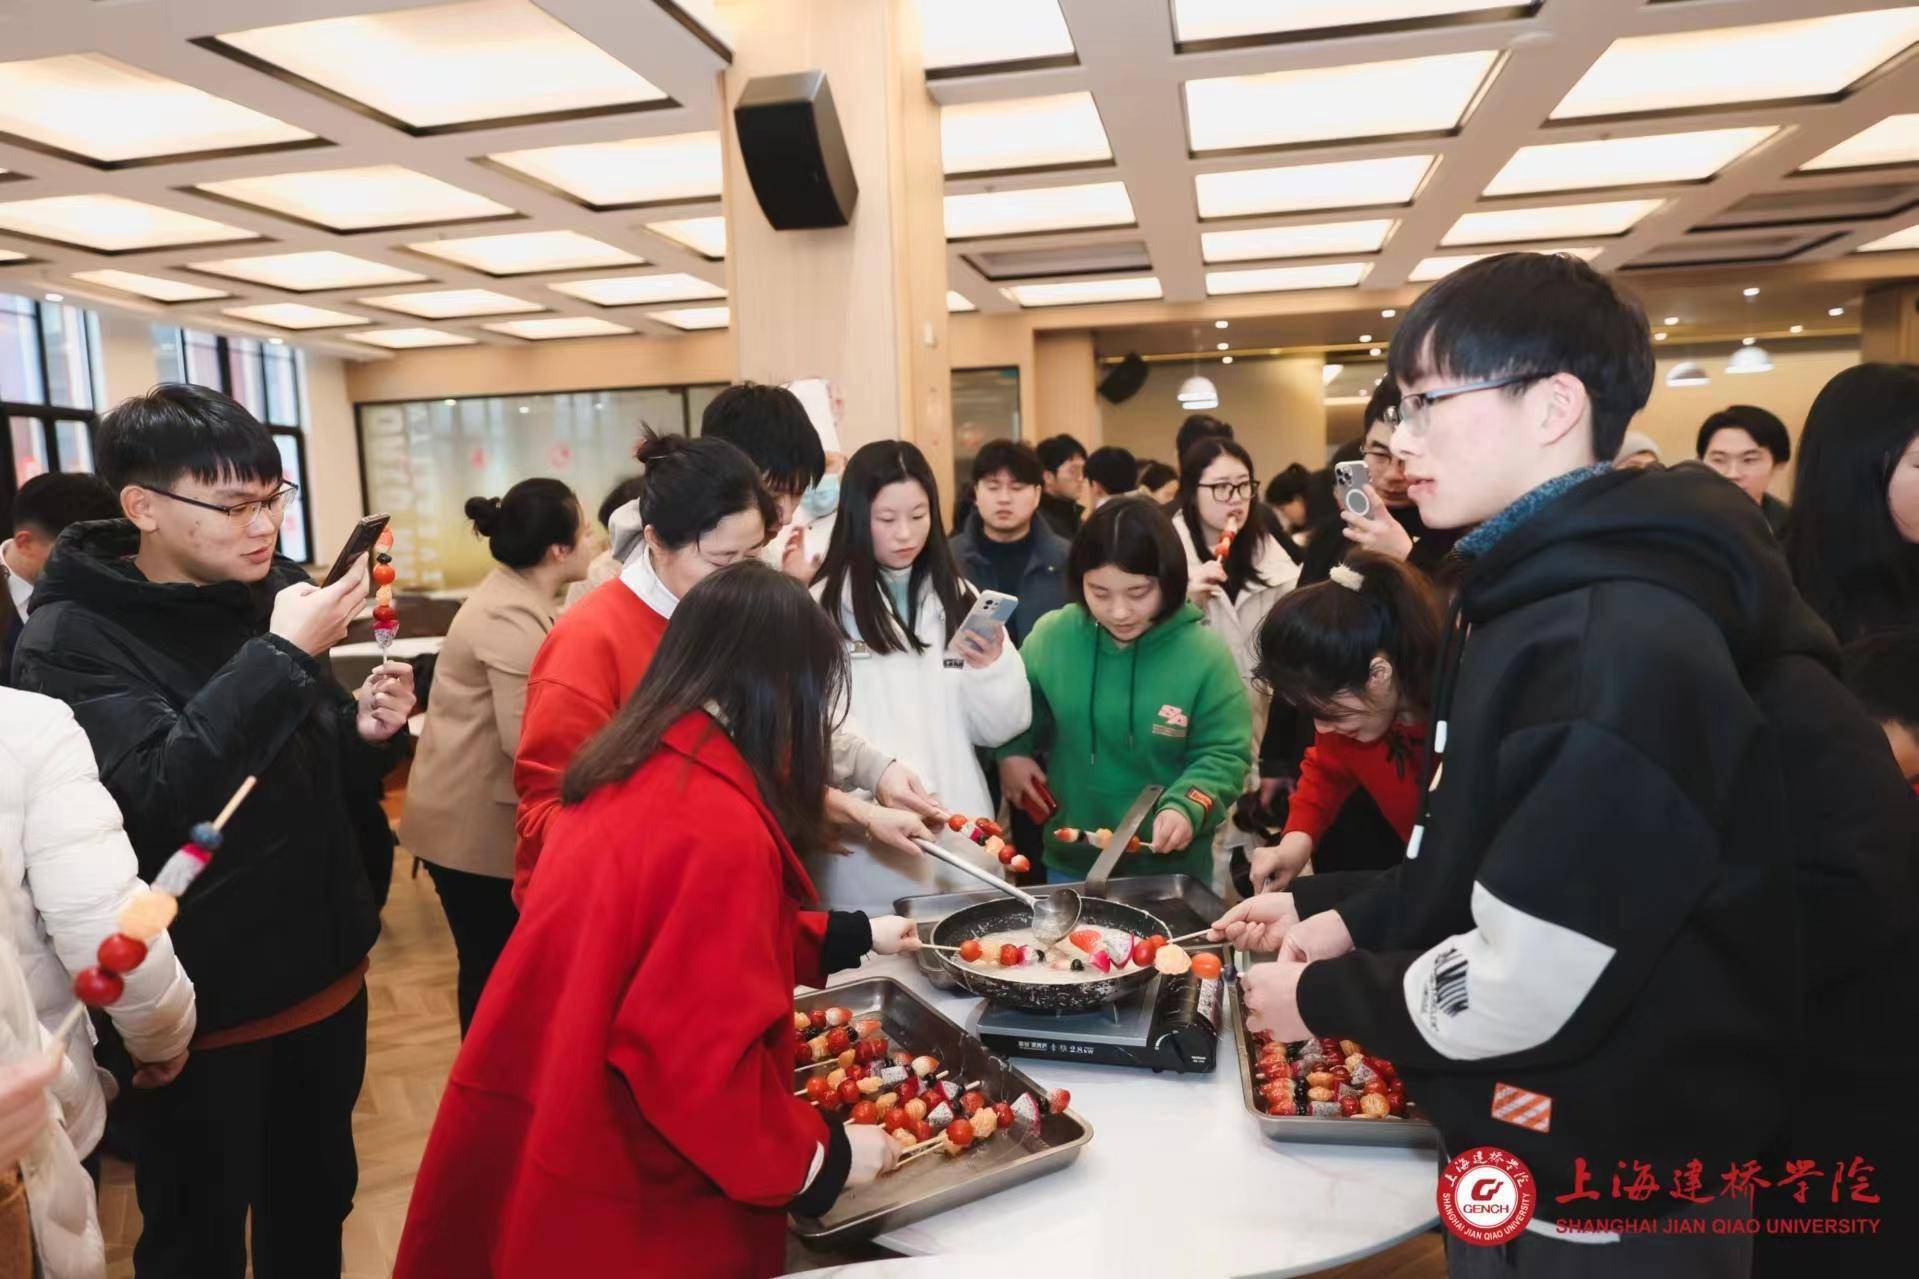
top-left (1173, 517), bottom-right (1300, 745)
top-left (806, 578), bottom-right (1032, 914)
top-left (0, 689), bottom-right (196, 1158)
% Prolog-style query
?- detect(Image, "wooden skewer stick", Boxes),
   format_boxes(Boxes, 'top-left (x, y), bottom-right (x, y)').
top-left (1162, 928), bottom-right (1221, 948)
top-left (212, 776), bottom-right (258, 832)
top-left (44, 1003), bottom-right (87, 1066)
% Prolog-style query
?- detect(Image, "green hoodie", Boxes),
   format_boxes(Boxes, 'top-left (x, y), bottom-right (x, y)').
top-left (998, 602), bottom-right (1252, 882)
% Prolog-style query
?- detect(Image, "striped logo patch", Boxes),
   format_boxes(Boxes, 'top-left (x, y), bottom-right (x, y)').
top-left (1491, 1082), bottom-right (1552, 1134)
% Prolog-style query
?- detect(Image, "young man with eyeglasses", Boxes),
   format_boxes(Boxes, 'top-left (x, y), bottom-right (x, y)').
top-left (12, 383), bottom-right (414, 1278)
top-left (1217, 252), bottom-right (1916, 1273)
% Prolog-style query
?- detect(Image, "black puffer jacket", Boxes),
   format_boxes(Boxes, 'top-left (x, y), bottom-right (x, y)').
top-left (1293, 464), bottom-right (1918, 1225)
top-left (12, 520), bottom-right (388, 1033)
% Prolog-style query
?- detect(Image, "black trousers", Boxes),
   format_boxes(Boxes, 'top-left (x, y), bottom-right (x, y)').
top-left (128, 988), bottom-right (367, 1279)
top-left (424, 860), bottom-right (519, 1035)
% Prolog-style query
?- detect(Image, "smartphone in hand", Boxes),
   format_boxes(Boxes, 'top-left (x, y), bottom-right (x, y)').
top-left (945, 589), bottom-right (1018, 659)
top-left (1333, 462), bottom-right (1373, 521)
top-left (321, 514), bottom-right (390, 588)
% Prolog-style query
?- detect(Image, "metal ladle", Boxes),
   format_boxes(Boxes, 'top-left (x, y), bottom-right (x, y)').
top-left (913, 838), bottom-right (1082, 945)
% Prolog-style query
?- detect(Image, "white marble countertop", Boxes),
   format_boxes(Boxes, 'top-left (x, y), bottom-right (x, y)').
top-left (812, 955), bottom-right (1439, 1278)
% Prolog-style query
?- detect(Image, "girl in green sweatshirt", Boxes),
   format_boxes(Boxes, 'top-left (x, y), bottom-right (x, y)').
top-left (998, 497), bottom-right (1253, 886)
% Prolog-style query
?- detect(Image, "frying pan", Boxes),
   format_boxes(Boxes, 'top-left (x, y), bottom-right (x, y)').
top-left (930, 895), bottom-right (1170, 1012)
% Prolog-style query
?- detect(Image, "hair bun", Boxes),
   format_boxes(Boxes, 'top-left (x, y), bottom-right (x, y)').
top-left (633, 427), bottom-right (690, 467)
top-left (464, 494), bottom-right (503, 535)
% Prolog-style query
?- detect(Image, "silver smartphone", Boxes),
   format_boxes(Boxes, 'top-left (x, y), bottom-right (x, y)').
top-left (1333, 461), bottom-right (1373, 520)
top-left (946, 589), bottom-right (1018, 658)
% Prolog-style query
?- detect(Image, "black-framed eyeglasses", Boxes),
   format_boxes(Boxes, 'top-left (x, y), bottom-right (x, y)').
top-left (1201, 479), bottom-right (1255, 503)
top-left (1384, 374), bottom-right (1541, 434)
top-left (147, 484), bottom-right (298, 529)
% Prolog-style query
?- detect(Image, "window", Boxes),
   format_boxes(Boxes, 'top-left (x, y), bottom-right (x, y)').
top-left (153, 325), bottom-right (313, 562)
top-left (3, 292), bottom-right (103, 531)
top-left (951, 366), bottom-right (1022, 515)
top-left (357, 385), bottom-right (723, 590)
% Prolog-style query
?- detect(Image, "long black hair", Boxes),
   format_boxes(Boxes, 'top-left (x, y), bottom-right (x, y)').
top-left (1254, 552), bottom-right (1442, 719)
top-left (1785, 362), bottom-right (1919, 643)
top-left (1177, 435), bottom-right (1286, 599)
top-left (464, 478), bottom-right (581, 569)
top-left (634, 429), bottom-right (777, 551)
top-left (562, 561), bottom-right (845, 853)
top-left (816, 440), bottom-right (972, 655)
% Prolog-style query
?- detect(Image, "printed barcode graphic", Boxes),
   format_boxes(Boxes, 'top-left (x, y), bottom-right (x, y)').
top-left (1432, 946), bottom-right (1470, 1016)
top-left (1492, 1082), bottom-right (1553, 1133)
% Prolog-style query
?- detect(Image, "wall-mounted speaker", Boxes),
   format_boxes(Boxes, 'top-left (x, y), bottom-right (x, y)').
top-left (1098, 352), bottom-right (1149, 404)
top-left (733, 71), bottom-right (860, 230)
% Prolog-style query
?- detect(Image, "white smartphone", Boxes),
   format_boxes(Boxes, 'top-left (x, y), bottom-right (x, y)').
top-left (946, 590), bottom-right (1018, 658)
top-left (1333, 461), bottom-right (1374, 520)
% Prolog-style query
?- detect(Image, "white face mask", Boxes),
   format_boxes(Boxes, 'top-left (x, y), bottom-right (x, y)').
top-left (800, 473), bottom-right (840, 519)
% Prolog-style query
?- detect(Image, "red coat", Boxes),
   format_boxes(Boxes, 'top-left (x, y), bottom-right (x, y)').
top-left (512, 577), bottom-right (669, 905)
top-left (1283, 721), bottom-right (1428, 844)
top-left (398, 711), bottom-right (839, 1279)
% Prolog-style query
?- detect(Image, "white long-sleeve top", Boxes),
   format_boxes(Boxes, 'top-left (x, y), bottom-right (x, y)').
top-left (806, 578), bottom-right (1032, 914)
top-left (1172, 517), bottom-right (1300, 746)
top-left (0, 688), bottom-right (196, 1157)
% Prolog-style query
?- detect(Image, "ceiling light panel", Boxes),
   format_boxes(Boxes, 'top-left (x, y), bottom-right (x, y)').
top-left (212, 0), bottom-right (667, 131)
top-left (0, 194), bottom-right (255, 251)
top-left (1486, 127), bottom-right (1776, 196)
top-left (1004, 276), bottom-right (1162, 307)
top-left (1409, 245), bottom-right (1600, 280)
top-left (1441, 199), bottom-right (1661, 245)
top-left (70, 269), bottom-right (229, 302)
top-left (407, 230), bottom-right (642, 275)
top-left (193, 165), bottom-right (513, 231)
top-left (1205, 262), bottom-right (1370, 295)
top-left (1858, 222), bottom-right (1919, 252)
top-left (648, 306), bottom-right (731, 330)
top-left (1185, 51), bottom-right (1498, 152)
top-left (1173, 0), bottom-right (1522, 42)
top-left (360, 288), bottom-right (542, 318)
top-left (942, 92), bottom-right (1111, 174)
top-left (0, 250), bottom-right (20, 264)
top-left (918, 0), bottom-right (1074, 70)
top-left (947, 291), bottom-right (977, 312)
top-left (189, 251), bottom-right (427, 291)
top-left (1801, 113), bottom-right (1919, 171)
top-left (0, 53), bottom-right (315, 164)
top-left (1200, 218), bottom-right (1393, 262)
top-left (347, 328), bottom-right (478, 349)
top-left (550, 274), bottom-right (725, 306)
top-left (646, 216), bottom-right (727, 259)
top-left (1195, 155), bottom-right (1435, 218)
top-left (486, 132), bottom-right (722, 207)
top-left (485, 316), bottom-right (635, 340)
top-left (223, 302), bottom-right (368, 330)
top-left (945, 182), bottom-right (1135, 238)
top-left (1552, 9), bottom-right (1919, 120)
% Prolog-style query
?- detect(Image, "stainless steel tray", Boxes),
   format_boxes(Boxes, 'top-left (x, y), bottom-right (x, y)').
top-left (896, 873), bottom-right (1226, 990)
top-left (788, 977), bottom-right (1091, 1246)
top-left (1226, 958), bottom-right (1440, 1148)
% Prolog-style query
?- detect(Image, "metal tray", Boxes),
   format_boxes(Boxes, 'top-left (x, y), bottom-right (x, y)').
top-left (1226, 958), bottom-right (1440, 1149)
top-left (896, 873), bottom-right (1227, 991)
top-left (788, 977), bottom-right (1091, 1246)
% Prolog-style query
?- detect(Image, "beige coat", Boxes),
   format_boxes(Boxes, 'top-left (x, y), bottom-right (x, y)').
top-left (401, 568), bottom-right (557, 878)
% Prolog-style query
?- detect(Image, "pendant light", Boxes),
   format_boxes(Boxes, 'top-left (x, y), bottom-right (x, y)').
top-left (1666, 361), bottom-right (1710, 387)
top-left (1725, 344), bottom-right (1773, 374)
top-left (1176, 325), bottom-right (1218, 411)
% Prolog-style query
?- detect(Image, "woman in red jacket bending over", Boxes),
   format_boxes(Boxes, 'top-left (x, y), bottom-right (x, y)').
top-left (1246, 553), bottom-right (1442, 894)
top-left (395, 561), bottom-right (918, 1279)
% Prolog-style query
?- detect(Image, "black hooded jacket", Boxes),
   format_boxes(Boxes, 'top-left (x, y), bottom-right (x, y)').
top-left (11, 520), bottom-right (388, 1034)
top-left (1291, 465), bottom-right (1918, 1223)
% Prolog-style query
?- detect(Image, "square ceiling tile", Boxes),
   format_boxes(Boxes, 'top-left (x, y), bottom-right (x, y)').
top-left (1201, 218), bottom-right (1394, 262)
top-left (648, 306), bottom-right (730, 330)
top-left (359, 289), bottom-right (542, 319)
top-left (919, 0), bottom-right (1074, 71)
top-left (1858, 222), bottom-right (1919, 252)
top-left (223, 302), bottom-right (368, 330)
top-left (1552, 9), bottom-right (1919, 120)
top-left (0, 53), bottom-right (316, 166)
top-left (485, 315), bottom-right (635, 339)
top-left (407, 230), bottom-right (642, 275)
top-left (1441, 198), bottom-right (1662, 245)
top-left (1486, 127), bottom-right (1777, 196)
top-left (1205, 262), bottom-right (1370, 295)
top-left (1185, 51), bottom-right (1498, 152)
top-left (70, 269), bottom-right (230, 302)
top-left (188, 251), bottom-right (428, 292)
top-left (209, 0), bottom-right (668, 133)
top-left (1195, 155), bottom-right (1435, 218)
top-left (486, 132), bottom-right (722, 208)
top-left (347, 328), bottom-right (480, 349)
top-left (0, 194), bottom-right (256, 252)
top-left (645, 216), bottom-right (727, 259)
top-left (193, 165), bottom-right (514, 232)
top-left (1801, 114), bottom-right (1919, 171)
top-left (942, 92), bottom-right (1111, 174)
top-left (945, 181), bottom-right (1135, 239)
top-left (549, 274), bottom-right (725, 306)
top-left (1173, 0), bottom-right (1524, 43)
top-left (1409, 245), bottom-right (1600, 281)
top-left (1004, 276), bottom-right (1162, 307)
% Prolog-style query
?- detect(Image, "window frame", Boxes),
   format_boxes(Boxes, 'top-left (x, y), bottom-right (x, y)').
top-left (2, 294), bottom-right (102, 532)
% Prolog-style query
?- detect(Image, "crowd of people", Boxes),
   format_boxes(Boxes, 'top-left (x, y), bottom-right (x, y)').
top-left (0, 249), bottom-right (1914, 1277)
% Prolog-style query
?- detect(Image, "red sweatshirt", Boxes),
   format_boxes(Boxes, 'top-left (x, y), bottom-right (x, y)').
top-left (1283, 721), bottom-right (1428, 845)
top-left (396, 712), bottom-right (844, 1279)
top-left (512, 577), bottom-right (669, 904)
